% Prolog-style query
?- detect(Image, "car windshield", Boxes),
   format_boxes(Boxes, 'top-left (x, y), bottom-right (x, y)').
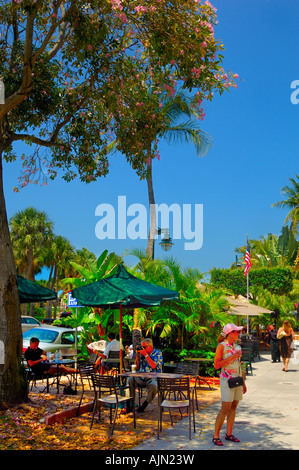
top-left (23, 328), bottom-right (59, 343)
top-left (61, 331), bottom-right (75, 344)
top-left (21, 317), bottom-right (39, 324)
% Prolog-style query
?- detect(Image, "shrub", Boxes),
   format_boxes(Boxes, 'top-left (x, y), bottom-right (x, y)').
top-left (210, 267), bottom-right (293, 296)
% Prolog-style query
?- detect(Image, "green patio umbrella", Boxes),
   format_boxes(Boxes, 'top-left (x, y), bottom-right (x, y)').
top-left (72, 264), bottom-right (180, 370)
top-left (17, 275), bottom-right (57, 303)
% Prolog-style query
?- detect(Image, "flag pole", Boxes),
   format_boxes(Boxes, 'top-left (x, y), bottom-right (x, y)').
top-left (119, 304), bottom-right (123, 373)
top-left (247, 272), bottom-right (249, 302)
top-left (246, 233), bottom-right (249, 302)
top-left (244, 234), bottom-right (251, 333)
top-left (246, 271), bottom-right (249, 332)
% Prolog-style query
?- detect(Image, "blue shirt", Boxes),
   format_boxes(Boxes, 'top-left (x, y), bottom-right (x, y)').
top-left (138, 348), bottom-right (163, 373)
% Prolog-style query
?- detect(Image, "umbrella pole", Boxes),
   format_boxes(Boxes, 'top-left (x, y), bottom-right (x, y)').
top-left (119, 304), bottom-right (123, 373)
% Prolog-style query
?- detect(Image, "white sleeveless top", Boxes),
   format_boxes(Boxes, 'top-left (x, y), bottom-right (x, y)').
top-left (219, 341), bottom-right (241, 380)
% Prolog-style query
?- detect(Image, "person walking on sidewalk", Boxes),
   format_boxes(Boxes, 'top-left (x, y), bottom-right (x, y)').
top-left (278, 320), bottom-right (295, 372)
top-left (266, 325), bottom-right (281, 363)
top-left (212, 323), bottom-right (247, 446)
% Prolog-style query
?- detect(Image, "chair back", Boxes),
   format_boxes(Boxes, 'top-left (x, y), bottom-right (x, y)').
top-left (108, 350), bottom-right (120, 359)
top-left (78, 363), bottom-right (95, 380)
top-left (242, 348), bottom-right (253, 358)
top-left (157, 376), bottom-right (191, 399)
top-left (89, 352), bottom-right (98, 364)
top-left (91, 372), bottom-right (117, 394)
top-left (175, 362), bottom-right (199, 376)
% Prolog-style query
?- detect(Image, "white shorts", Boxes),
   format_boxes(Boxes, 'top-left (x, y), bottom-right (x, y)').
top-left (220, 377), bottom-right (243, 402)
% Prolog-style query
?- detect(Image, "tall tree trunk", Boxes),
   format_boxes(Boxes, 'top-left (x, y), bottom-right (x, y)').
top-left (146, 152), bottom-right (156, 259)
top-left (0, 141), bottom-right (28, 405)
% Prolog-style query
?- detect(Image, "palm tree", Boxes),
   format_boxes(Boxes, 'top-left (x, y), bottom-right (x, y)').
top-left (146, 91), bottom-right (212, 259)
top-left (9, 207), bottom-right (54, 315)
top-left (235, 228), bottom-right (298, 268)
top-left (272, 174), bottom-right (299, 236)
top-left (44, 235), bottom-right (75, 318)
top-left (9, 207), bottom-right (54, 281)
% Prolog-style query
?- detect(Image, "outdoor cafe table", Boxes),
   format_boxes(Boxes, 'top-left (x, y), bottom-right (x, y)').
top-left (42, 358), bottom-right (76, 394)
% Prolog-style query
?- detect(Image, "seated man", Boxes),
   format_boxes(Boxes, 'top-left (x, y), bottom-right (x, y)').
top-left (102, 332), bottom-right (120, 358)
top-left (88, 332), bottom-right (120, 372)
top-left (123, 338), bottom-right (163, 414)
top-left (24, 337), bottom-right (76, 379)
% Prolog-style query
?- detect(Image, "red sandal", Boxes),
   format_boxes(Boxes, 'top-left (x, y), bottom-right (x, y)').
top-left (225, 434), bottom-right (240, 442)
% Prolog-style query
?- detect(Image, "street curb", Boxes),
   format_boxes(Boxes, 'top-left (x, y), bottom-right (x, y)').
top-left (44, 401), bottom-right (94, 425)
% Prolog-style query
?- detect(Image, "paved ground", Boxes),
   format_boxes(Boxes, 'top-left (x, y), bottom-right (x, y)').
top-left (133, 348), bottom-right (299, 451)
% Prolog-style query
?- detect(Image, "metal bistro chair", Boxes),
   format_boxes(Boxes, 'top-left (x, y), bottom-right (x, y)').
top-left (76, 363), bottom-right (96, 416)
top-left (252, 340), bottom-right (261, 361)
top-left (23, 356), bottom-right (54, 393)
top-left (101, 350), bottom-right (121, 376)
top-left (89, 352), bottom-right (99, 365)
top-left (157, 376), bottom-right (196, 440)
top-left (241, 348), bottom-right (254, 375)
top-left (90, 373), bottom-right (135, 436)
top-left (175, 362), bottom-right (212, 411)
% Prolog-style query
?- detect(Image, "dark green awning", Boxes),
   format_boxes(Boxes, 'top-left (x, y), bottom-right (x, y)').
top-left (17, 275), bottom-right (57, 303)
top-left (72, 264), bottom-right (179, 309)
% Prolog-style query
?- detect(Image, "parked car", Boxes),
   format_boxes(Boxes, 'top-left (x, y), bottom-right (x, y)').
top-left (22, 325), bottom-right (78, 355)
top-left (21, 316), bottom-right (41, 333)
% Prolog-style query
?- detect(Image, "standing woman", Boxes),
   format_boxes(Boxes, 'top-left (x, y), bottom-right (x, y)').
top-left (277, 320), bottom-right (295, 372)
top-left (212, 323), bottom-right (247, 446)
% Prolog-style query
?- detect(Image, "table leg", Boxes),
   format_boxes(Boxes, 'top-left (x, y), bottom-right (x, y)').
top-left (56, 363), bottom-right (60, 394)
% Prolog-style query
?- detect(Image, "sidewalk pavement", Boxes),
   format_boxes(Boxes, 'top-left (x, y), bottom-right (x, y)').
top-left (133, 349), bottom-right (299, 451)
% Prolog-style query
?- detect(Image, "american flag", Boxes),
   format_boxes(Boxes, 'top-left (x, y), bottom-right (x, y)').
top-left (244, 239), bottom-right (252, 276)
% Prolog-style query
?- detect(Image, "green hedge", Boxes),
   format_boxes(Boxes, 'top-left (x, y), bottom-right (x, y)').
top-left (210, 267), bottom-right (293, 296)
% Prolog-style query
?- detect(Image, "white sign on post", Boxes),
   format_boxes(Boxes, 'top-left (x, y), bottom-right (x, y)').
top-left (67, 292), bottom-right (83, 308)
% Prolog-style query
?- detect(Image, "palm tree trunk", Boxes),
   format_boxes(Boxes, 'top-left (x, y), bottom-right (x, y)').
top-left (0, 143), bottom-right (28, 405)
top-left (146, 150), bottom-right (156, 259)
top-left (47, 265), bottom-right (57, 319)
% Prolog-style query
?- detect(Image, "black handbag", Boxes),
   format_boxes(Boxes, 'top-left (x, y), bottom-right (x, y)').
top-left (227, 360), bottom-right (244, 388)
top-left (227, 376), bottom-right (244, 388)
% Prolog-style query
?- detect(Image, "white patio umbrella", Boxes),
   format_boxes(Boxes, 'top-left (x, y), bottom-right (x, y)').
top-left (226, 296), bottom-right (272, 331)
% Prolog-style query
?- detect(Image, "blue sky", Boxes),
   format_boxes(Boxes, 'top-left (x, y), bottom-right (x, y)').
top-left (3, 0), bottom-right (299, 279)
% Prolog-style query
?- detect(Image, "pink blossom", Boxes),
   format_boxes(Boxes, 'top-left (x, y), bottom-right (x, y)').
top-left (119, 12), bottom-right (127, 22)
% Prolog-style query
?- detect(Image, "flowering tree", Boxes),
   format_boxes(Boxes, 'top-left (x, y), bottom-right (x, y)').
top-left (0, 0), bottom-right (237, 404)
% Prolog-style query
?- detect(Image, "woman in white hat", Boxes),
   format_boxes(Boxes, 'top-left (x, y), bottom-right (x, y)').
top-left (212, 323), bottom-right (247, 446)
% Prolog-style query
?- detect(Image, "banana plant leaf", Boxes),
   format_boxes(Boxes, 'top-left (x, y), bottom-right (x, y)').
top-left (17, 275), bottom-right (57, 303)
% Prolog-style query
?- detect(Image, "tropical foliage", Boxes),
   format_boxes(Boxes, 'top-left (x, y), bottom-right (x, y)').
top-left (9, 207), bottom-right (53, 280)
top-left (210, 267), bottom-right (293, 297)
top-left (272, 174), bottom-right (299, 236)
top-left (235, 227), bottom-right (299, 270)
top-left (124, 252), bottom-right (230, 362)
